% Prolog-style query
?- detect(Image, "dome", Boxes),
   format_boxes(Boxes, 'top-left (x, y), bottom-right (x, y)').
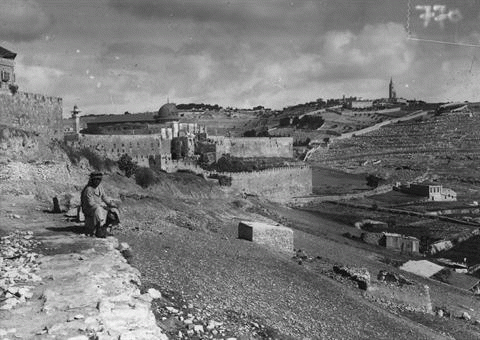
top-left (156, 103), bottom-right (179, 122)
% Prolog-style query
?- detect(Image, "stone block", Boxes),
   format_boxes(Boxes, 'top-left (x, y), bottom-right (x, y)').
top-left (238, 221), bottom-right (293, 254)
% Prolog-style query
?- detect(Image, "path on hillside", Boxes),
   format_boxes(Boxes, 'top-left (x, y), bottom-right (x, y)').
top-left (0, 194), bottom-right (167, 340)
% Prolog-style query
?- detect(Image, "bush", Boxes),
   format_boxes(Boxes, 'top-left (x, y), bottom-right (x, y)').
top-left (135, 166), bottom-right (157, 188)
top-left (60, 145), bottom-right (115, 171)
top-left (79, 148), bottom-right (115, 171)
top-left (118, 154), bottom-right (137, 178)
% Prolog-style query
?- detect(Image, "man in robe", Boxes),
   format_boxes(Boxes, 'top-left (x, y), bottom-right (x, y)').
top-left (81, 172), bottom-right (116, 237)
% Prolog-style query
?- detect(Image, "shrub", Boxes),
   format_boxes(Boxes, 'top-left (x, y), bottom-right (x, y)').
top-left (118, 153), bottom-right (137, 178)
top-left (60, 144), bottom-right (114, 172)
top-left (135, 166), bottom-right (157, 188)
top-left (9, 84), bottom-right (18, 95)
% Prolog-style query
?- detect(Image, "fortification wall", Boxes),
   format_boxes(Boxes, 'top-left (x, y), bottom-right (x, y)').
top-left (75, 134), bottom-right (171, 166)
top-left (0, 91), bottom-right (63, 139)
top-left (217, 166), bottom-right (312, 202)
top-left (210, 136), bottom-right (293, 159)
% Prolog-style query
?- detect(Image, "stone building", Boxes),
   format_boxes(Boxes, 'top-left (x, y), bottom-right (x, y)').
top-left (407, 183), bottom-right (457, 201)
top-left (0, 46), bottom-right (16, 91)
top-left (383, 233), bottom-right (419, 254)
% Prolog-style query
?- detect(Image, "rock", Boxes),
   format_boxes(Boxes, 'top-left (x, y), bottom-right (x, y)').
top-left (119, 243), bottom-right (130, 251)
top-left (147, 288), bottom-right (161, 299)
top-left (193, 325), bottom-right (204, 333)
top-left (166, 306), bottom-right (178, 313)
top-left (437, 309), bottom-right (444, 317)
top-left (463, 312), bottom-right (471, 321)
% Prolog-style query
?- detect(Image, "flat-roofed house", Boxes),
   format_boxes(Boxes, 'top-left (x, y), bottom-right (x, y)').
top-left (405, 182), bottom-right (457, 201)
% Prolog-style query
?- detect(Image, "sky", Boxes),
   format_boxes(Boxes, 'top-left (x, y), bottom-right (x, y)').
top-left (2, 0), bottom-right (480, 117)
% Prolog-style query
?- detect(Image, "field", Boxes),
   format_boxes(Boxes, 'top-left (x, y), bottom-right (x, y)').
top-left (312, 166), bottom-right (369, 195)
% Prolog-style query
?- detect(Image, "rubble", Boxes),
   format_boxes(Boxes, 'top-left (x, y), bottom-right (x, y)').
top-left (151, 290), bottom-right (273, 339)
top-left (0, 231), bottom-right (42, 310)
top-left (377, 270), bottom-right (413, 286)
top-left (333, 265), bottom-right (371, 290)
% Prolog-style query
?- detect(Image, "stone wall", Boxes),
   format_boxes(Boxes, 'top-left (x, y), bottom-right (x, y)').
top-left (210, 136), bottom-right (293, 159)
top-left (217, 166), bottom-right (312, 202)
top-left (74, 134), bottom-right (171, 167)
top-left (366, 283), bottom-right (432, 314)
top-left (0, 91), bottom-right (63, 139)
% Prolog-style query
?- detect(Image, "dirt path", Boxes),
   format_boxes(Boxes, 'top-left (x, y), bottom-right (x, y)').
top-left (0, 194), bottom-right (167, 340)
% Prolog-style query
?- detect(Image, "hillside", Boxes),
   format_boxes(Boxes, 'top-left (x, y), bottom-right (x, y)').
top-left (2, 137), bottom-right (480, 338)
top-left (309, 112), bottom-right (480, 184)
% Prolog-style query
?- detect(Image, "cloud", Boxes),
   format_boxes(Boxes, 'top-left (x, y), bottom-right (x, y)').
top-left (15, 58), bottom-right (64, 93)
top-left (0, 0), bottom-right (52, 41)
top-left (103, 42), bottom-right (175, 57)
top-left (319, 23), bottom-right (414, 79)
top-left (109, 0), bottom-right (323, 34)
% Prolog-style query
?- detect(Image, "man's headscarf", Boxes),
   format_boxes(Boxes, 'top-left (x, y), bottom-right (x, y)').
top-left (89, 172), bottom-right (103, 179)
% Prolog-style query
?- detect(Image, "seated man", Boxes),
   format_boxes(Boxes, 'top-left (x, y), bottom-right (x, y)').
top-left (81, 172), bottom-right (117, 237)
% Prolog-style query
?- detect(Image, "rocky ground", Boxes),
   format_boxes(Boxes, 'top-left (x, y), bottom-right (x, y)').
top-left (0, 194), bottom-right (167, 340)
top-left (3, 158), bottom-right (480, 339)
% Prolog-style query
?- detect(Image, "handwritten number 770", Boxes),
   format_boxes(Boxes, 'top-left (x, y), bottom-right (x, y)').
top-left (416, 5), bottom-right (463, 28)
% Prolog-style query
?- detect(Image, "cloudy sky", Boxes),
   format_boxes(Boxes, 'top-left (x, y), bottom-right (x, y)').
top-left (2, 0), bottom-right (480, 116)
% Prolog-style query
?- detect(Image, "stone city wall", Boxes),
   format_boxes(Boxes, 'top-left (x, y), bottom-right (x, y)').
top-left (217, 166), bottom-right (312, 202)
top-left (75, 134), bottom-right (171, 167)
top-left (0, 91), bottom-right (63, 139)
top-left (209, 136), bottom-right (293, 159)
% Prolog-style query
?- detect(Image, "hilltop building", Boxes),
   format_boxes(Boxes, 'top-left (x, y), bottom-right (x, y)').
top-left (0, 46), bottom-right (16, 91)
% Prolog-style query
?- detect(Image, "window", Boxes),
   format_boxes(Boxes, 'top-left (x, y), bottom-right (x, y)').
top-left (1, 70), bottom-right (10, 82)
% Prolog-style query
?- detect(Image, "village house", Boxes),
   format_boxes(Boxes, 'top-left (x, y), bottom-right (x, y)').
top-left (396, 182), bottom-right (457, 201)
top-left (383, 233), bottom-right (420, 254)
top-left (0, 46), bottom-right (16, 91)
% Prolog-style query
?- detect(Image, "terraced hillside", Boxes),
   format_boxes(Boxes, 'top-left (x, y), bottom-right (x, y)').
top-left (310, 113), bottom-right (480, 183)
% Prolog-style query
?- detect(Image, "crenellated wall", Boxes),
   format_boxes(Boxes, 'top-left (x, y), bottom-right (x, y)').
top-left (216, 166), bottom-right (312, 202)
top-left (0, 91), bottom-right (63, 139)
top-left (209, 136), bottom-right (293, 159)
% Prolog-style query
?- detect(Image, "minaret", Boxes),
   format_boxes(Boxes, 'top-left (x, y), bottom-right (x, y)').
top-left (71, 105), bottom-right (81, 134)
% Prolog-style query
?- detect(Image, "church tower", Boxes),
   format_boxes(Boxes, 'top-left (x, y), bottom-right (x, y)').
top-left (389, 77), bottom-right (396, 102)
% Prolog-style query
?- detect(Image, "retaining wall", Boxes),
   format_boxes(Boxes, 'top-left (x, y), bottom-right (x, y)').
top-left (217, 166), bottom-right (312, 202)
top-left (0, 91), bottom-right (63, 139)
top-left (74, 134), bottom-right (171, 167)
top-left (210, 136), bottom-right (293, 159)
top-left (366, 283), bottom-right (432, 313)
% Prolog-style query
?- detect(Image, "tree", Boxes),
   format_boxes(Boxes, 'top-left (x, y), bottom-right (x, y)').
top-left (366, 174), bottom-right (384, 188)
top-left (118, 154), bottom-right (137, 178)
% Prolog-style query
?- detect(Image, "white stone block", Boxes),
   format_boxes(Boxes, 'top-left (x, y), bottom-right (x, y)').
top-left (238, 221), bottom-right (294, 254)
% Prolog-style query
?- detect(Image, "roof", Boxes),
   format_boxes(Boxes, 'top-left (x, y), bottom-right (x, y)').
top-left (400, 260), bottom-right (444, 278)
top-left (411, 182), bottom-right (442, 187)
top-left (444, 270), bottom-right (480, 291)
top-left (157, 103), bottom-right (179, 121)
top-left (383, 232), bottom-right (419, 241)
top-left (0, 46), bottom-right (16, 59)
top-left (86, 112), bottom-right (156, 125)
